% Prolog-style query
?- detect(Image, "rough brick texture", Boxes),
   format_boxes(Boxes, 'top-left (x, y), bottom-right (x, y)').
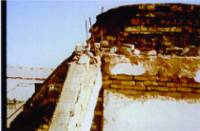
top-left (101, 54), bottom-right (200, 100)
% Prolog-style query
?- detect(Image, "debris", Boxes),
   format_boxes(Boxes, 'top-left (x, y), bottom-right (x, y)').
top-left (110, 46), bottom-right (117, 53)
top-left (148, 50), bottom-right (157, 56)
top-left (78, 54), bottom-right (90, 65)
top-left (134, 49), bottom-right (140, 55)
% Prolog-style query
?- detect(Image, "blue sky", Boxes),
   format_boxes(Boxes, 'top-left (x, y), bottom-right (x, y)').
top-left (7, 0), bottom-right (200, 68)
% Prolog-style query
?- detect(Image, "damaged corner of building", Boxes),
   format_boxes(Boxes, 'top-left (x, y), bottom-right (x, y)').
top-left (7, 3), bottom-right (200, 131)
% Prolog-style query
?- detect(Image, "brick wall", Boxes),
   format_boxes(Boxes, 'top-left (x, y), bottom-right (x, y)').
top-left (90, 4), bottom-right (200, 56)
top-left (103, 74), bottom-right (200, 100)
top-left (101, 54), bottom-right (200, 100)
top-left (91, 53), bottom-right (200, 131)
top-left (91, 89), bottom-right (104, 131)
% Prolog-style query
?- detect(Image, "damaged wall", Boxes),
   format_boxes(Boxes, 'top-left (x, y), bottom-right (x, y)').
top-left (90, 3), bottom-right (200, 131)
top-left (102, 54), bottom-right (200, 102)
top-left (90, 4), bottom-right (200, 56)
top-left (98, 52), bottom-right (200, 131)
top-left (8, 3), bottom-right (200, 131)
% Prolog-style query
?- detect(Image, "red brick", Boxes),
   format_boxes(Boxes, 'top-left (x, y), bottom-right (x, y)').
top-left (190, 83), bottom-right (200, 88)
top-left (132, 86), bottom-right (146, 90)
top-left (180, 77), bottom-right (188, 83)
top-left (135, 82), bottom-right (145, 88)
top-left (112, 80), bottom-right (121, 84)
top-left (144, 81), bottom-right (158, 86)
top-left (158, 82), bottom-right (166, 86)
top-left (146, 86), bottom-right (156, 90)
top-left (103, 75), bottom-right (110, 80)
top-left (103, 80), bottom-right (112, 85)
top-left (166, 82), bottom-right (176, 87)
top-left (111, 84), bottom-right (132, 89)
top-left (111, 75), bottom-right (133, 80)
top-left (121, 81), bottom-right (135, 86)
top-left (193, 89), bottom-right (200, 93)
top-left (159, 77), bottom-right (171, 82)
top-left (177, 87), bottom-right (193, 92)
top-left (168, 87), bottom-right (177, 91)
top-left (134, 76), bottom-right (149, 81)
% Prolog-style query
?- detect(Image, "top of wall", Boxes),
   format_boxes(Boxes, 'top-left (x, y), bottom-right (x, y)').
top-left (90, 4), bottom-right (200, 56)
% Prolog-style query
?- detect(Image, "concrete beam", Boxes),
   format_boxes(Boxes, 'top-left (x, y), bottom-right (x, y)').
top-left (49, 62), bottom-right (102, 131)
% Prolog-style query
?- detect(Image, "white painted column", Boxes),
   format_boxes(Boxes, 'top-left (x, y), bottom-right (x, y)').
top-left (49, 61), bottom-right (102, 131)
